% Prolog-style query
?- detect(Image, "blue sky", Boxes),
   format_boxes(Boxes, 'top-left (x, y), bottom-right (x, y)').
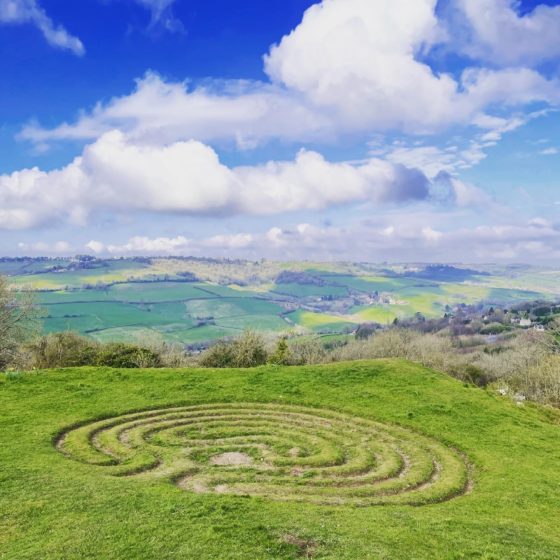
top-left (0, 0), bottom-right (559, 261)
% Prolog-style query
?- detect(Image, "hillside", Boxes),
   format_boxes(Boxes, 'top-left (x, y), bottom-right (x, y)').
top-left (1, 360), bottom-right (559, 559)
top-left (5, 257), bottom-right (560, 347)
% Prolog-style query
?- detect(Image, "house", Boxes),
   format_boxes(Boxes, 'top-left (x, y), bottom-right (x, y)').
top-left (519, 318), bottom-right (532, 327)
top-left (533, 324), bottom-right (545, 332)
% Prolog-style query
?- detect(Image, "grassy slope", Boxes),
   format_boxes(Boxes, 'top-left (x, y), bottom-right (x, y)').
top-left (1, 360), bottom-right (559, 559)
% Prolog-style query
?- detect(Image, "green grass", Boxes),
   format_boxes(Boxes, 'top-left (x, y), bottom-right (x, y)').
top-left (286, 310), bottom-right (356, 332)
top-left (350, 305), bottom-right (399, 324)
top-left (110, 282), bottom-right (215, 303)
top-left (1, 360), bottom-right (560, 559)
top-left (323, 275), bottom-right (433, 293)
top-left (8, 261), bottom-right (560, 347)
top-left (34, 287), bottom-right (287, 344)
top-left (271, 283), bottom-right (349, 298)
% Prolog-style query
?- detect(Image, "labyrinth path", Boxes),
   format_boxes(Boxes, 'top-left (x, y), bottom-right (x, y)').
top-left (56, 403), bottom-right (471, 506)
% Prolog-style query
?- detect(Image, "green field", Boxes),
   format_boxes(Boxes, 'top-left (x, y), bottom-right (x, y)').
top-left (1, 360), bottom-right (560, 559)
top-left (5, 258), bottom-right (560, 346)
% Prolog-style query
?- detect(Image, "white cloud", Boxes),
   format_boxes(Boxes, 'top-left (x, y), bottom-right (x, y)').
top-left (19, 1), bottom-right (560, 147)
top-left (0, 0), bottom-right (84, 55)
top-left (541, 147), bottom-right (558, 156)
top-left (95, 217), bottom-right (560, 262)
top-left (264, 0), bottom-right (558, 133)
top-left (0, 130), bottom-right (435, 230)
top-left (431, 173), bottom-right (494, 208)
top-left (453, 0), bottom-right (560, 66)
top-left (383, 109), bottom-right (552, 180)
top-left (17, 240), bottom-right (71, 253)
top-left (130, 0), bottom-right (183, 32)
top-left (201, 233), bottom-right (254, 250)
top-left (106, 235), bottom-right (190, 254)
top-left (264, 0), bottom-right (460, 132)
top-left (20, 74), bottom-right (329, 148)
top-left (85, 240), bottom-right (105, 254)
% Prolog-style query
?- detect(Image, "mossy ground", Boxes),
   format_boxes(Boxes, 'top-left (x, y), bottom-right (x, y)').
top-left (1, 360), bottom-right (559, 559)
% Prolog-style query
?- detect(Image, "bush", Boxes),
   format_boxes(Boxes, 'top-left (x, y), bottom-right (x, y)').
top-left (269, 337), bottom-right (291, 365)
top-left (28, 332), bottom-right (99, 369)
top-left (95, 343), bottom-right (162, 368)
top-left (480, 323), bottom-right (509, 335)
top-left (355, 323), bottom-right (376, 340)
top-left (286, 338), bottom-right (326, 365)
top-left (200, 331), bottom-right (268, 368)
top-left (27, 332), bottom-right (163, 369)
top-left (462, 364), bottom-right (490, 387)
top-left (199, 341), bottom-right (236, 368)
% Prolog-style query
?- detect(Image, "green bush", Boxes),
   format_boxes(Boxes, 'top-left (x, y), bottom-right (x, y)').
top-left (95, 343), bottom-right (162, 368)
top-left (27, 333), bottom-right (162, 369)
top-left (269, 337), bottom-right (291, 365)
top-left (480, 323), bottom-right (509, 335)
top-left (200, 331), bottom-right (268, 368)
top-left (199, 342), bottom-right (236, 368)
top-left (28, 332), bottom-right (99, 369)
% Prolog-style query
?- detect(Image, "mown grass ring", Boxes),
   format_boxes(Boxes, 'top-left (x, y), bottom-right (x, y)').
top-left (56, 403), bottom-right (471, 506)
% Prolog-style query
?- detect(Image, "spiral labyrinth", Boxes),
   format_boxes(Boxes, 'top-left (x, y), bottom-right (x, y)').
top-left (56, 403), bottom-right (471, 506)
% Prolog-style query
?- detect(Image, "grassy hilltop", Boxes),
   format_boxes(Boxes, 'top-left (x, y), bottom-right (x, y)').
top-left (1, 360), bottom-right (559, 559)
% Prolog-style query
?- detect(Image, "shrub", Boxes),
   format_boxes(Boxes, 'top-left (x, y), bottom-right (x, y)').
top-left (200, 331), bottom-right (268, 368)
top-left (199, 341), bottom-right (236, 368)
top-left (28, 332), bottom-right (99, 369)
top-left (269, 337), bottom-right (291, 365)
top-left (462, 364), bottom-right (490, 387)
top-left (28, 333), bottom-right (163, 369)
top-left (480, 323), bottom-right (509, 335)
top-left (95, 343), bottom-right (162, 368)
top-left (355, 323), bottom-right (376, 340)
top-left (286, 338), bottom-right (326, 365)
top-left (230, 331), bottom-right (268, 368)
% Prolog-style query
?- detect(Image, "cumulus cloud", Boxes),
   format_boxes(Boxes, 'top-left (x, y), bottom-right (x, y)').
top-left (452, 0), bottom-right (560, 66)
top-left (264, 0), bottom-right (559, 132)
top-left (19, 1), bottom-right (560, 147)
top-left (0, 0), bottom-right (84, 55)
top-left (0, 130), bottom-right (434, 230)
top-left (20, 74), bottom-right (329, 148)
top-left (85, 218), bottom-right (560, 262)
top-left (430, 172), bottom-right (494, 208)
top-left (86, 236), bottom-right (190, 255)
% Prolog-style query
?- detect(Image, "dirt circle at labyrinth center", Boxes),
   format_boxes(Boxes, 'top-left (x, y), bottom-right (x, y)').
top-left (56, 402), bottom-right (471, 506)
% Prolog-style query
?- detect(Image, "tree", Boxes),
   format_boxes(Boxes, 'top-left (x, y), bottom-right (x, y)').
top-left (0, 277), bottom-right (39, 369)
top-left (542, 318), bottom-right (560, 354)
top-left (269, 336), bottom-right (291, 364)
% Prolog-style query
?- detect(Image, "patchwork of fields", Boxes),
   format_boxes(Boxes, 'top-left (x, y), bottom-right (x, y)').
top-left (5, 257), bottom-right (560, 346)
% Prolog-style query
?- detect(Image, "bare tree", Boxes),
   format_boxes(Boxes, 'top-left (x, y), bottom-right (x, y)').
top-left (542, 318), bottom-right (560, 354)
top-left (0, 277), bottom-right (40, 369)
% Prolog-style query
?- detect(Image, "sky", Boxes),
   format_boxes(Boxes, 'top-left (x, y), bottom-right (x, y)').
top-left (0, 0), bottom-right (559, 262)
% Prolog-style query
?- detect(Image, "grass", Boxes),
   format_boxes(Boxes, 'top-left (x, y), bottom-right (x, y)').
top-left (8, 261), bottom-right (560, 347)
top-left (1, 360), bottom-right (560, 559)
top-left (34, 287), bottom-right (288, 344)
top-left (271, 284), bottom-right (349, 298)
top-left (286, 310), bottom-right (356, 332)
top-left (350, 306), bottom-right (399, 324)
